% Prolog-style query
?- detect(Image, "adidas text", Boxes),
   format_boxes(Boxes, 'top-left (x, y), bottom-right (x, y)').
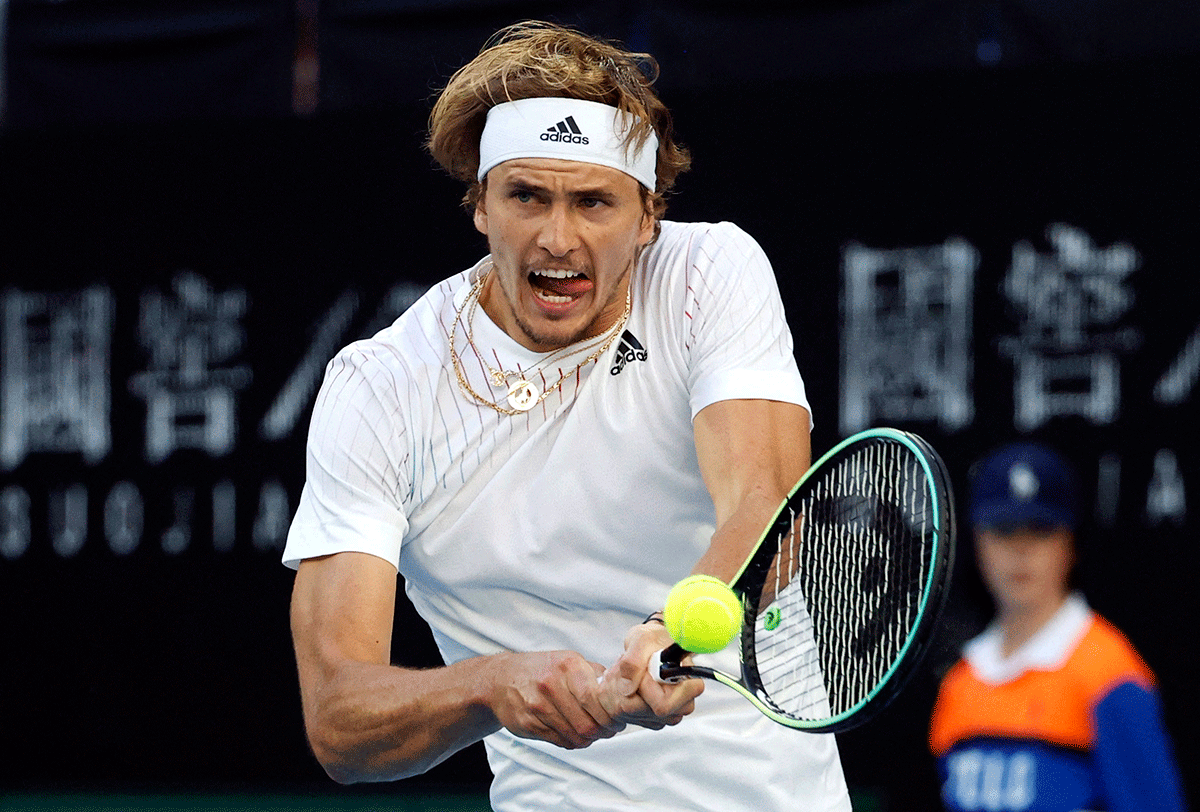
top-left (540, 132), bottom-right (589, 144)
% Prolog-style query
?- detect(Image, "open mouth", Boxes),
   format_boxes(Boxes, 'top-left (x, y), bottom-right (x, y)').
top-left (529, 269), bottom-right (592, 304)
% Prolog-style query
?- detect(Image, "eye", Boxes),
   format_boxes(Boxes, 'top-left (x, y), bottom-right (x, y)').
top-left (579, 196), bottom-right (607, 209)
top-left (512, 189), bottom-right (536, 204)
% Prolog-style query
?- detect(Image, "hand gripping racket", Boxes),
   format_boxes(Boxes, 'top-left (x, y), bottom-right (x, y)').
top-left (656, 428), bottom-right (955, 732)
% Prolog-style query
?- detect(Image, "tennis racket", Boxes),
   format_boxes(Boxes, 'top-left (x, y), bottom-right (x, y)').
top-left (655, 427), bottom-right (955, 732)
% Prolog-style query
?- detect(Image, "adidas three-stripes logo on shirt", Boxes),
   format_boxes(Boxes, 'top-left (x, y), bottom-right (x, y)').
top-left (610, 331), bottom-right (647, 375)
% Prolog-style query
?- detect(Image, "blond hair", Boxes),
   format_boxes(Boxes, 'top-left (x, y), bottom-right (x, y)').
top-left (427, 21), bottom-right (691, 219)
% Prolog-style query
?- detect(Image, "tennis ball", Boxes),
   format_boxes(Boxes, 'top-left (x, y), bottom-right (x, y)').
top-left (662, 575), bottom-right (742, 654)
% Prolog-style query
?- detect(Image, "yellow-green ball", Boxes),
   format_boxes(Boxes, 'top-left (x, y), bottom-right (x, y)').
top-left (662, 575), bottom-right (742, 654)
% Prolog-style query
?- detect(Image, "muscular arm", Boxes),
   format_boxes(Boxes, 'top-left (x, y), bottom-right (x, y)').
top-left (291, 551), bottom-right (629, 783)
top-left (691, 398), bottom-right (811, 582)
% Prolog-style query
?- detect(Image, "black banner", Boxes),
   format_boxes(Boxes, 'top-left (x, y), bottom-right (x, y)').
top-left (5, 0), bottom-right (296, 126)
top-left (1, 9), bottom-right (1197, 808)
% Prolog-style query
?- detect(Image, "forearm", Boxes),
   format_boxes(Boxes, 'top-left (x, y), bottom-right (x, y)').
top-left (291, 553), bottom-right (506, 782)
top-left (690, 483), bottom-right (788, 583)
top-left (302, 655), bottom-right (503, 783)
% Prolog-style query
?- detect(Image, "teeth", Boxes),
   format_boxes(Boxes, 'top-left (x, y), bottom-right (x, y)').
top-left (532, 269), bottom-right (581, 279)
top-left (534, 289), bottom-right (572, 304)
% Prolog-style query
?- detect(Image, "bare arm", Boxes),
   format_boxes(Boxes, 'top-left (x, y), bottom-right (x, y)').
top-left (690, 398), bottom-right (811, 581)
top-left (290, 551), bottom-right (629, 783)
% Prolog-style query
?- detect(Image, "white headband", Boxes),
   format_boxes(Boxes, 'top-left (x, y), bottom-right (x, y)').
top-left (477, 97), bottom-right (659, 190)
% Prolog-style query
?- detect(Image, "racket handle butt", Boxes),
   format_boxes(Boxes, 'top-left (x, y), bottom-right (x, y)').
top-left (651, 645), bottom-right (689, 683)
top-left (649, 649), bottom-right (668, 683)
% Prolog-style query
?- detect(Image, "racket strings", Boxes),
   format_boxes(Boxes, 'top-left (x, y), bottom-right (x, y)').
top-left (751, 440), bottom-right (935, 721)
top-left (753, 507), bottom-right (828, 719)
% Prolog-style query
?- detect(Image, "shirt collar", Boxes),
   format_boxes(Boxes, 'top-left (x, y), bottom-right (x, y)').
top-left (964, 592), bottom-right (1093, 685)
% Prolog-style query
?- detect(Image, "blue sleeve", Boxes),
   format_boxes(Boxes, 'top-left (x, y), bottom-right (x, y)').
top-left (1093, 681), bottom-right (1188, 812)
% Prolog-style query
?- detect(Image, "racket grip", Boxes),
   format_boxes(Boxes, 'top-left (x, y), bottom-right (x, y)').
top-left (651, 643), bottom-right (690, 683)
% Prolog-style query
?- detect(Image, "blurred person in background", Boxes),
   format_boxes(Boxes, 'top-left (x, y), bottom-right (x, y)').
top-left (929, 441), bottom-right (1186, 812)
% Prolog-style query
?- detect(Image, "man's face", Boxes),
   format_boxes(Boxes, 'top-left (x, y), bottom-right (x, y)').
top-left (474, 158), bottom-right (655, 352)
top-left (974, 524), bottom-right (1075, 616)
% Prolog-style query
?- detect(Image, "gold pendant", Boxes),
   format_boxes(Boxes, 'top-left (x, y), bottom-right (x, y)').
top-left (506, 380), bottom-right (539, 412)
top-left (489, 370), bottom-right (509, 387)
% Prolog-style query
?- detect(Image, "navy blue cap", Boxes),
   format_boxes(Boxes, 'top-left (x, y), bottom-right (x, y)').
top-left (969, 442), bottom-right (1079, 530)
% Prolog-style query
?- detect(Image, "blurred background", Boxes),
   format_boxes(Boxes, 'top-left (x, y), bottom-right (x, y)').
top-left (1, 1), bottom-right (1197, 810)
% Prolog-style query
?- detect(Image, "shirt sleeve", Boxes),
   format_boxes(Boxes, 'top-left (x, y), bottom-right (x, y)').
top-left (682, 222), bottom-right (811, 420)
top-left (1093, 681), bottom-right (1188, 812)
top-left (282, 343), bottom-right (410, 570)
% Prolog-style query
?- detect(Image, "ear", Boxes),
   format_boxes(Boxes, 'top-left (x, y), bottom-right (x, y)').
top-left (473, 196), bottom-right (488, 236)
top-left (636, 204), bottom-right (657, 248)
top-left (471, 177), bottom-right (490, 235)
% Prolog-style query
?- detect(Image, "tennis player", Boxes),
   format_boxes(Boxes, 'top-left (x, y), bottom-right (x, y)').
top-left (283, 21), bottom-right (851, 811)
top-left (929, 442), bottom-right (1186, 812)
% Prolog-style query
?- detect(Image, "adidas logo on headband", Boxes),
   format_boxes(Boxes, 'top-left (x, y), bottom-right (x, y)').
top-left (541, 116), bottom-right (589, 145)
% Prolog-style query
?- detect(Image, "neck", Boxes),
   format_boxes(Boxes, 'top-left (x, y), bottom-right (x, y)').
top-left (996, 592), bottom-right (1070, 658)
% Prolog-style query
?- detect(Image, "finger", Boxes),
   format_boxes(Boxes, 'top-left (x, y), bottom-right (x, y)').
top-left (604, 651), bottom-right (643, 698)
top-left (597, 668), bottom-right (657, 723)
top-left (542, 698), bottom-right (603, 749)
top-left (520, 720), bottom-right (571, 748)
top-left (611, 631), bottom-right (672, 692)
top-left (567, 663), bottom-right (624, 740)
top-left (602, 680), bottom-right (696, 729)
top-left (543, 659), bottom-right (626, 745)
top-left (514, 671), bottom-right (600, 749)
top-left (637, 669), bottom-right (705, 717)
top-left (519, 698), bottom-right (592, 749)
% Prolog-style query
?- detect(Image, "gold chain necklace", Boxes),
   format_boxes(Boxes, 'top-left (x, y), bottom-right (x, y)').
top-left (463, 275), bottom-right (614, 388)
top-left (449, 267), bottom-right (632, 414)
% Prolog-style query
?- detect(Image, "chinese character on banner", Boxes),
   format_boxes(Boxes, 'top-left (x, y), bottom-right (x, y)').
top-left (1154, 324), bottom-right (1200, 406)
top-left (999, 224), bottom-right (1140, 430)
top-left (1146, 448), bottom-right (1186, 526)
top-left (259, 281), bottom-right (428, 442)
top-left (1, 286), bottom-right (114, 471)
top-left (840, 238), bottom-right (977, 435)
top-left (129, 271), bottom-right (251, 463)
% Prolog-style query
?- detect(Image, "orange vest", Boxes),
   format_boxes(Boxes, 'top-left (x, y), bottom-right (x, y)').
top-left (930, 615), bottom-right (1155, 756)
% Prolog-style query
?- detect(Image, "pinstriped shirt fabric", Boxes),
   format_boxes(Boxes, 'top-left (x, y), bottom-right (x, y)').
top-left (284, 220), bottom-right (851, 812)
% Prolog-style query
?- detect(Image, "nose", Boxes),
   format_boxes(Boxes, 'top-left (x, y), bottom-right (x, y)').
top-left (536, 204), bottom-right (581, 258)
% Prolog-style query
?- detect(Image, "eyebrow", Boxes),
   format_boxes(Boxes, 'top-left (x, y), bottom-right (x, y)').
top-left (572, 187), bottom-right (619, 204)
top-left (502, 179), bottom-right (543, 195)
top-left (501, 177), bottom-right (620, 203)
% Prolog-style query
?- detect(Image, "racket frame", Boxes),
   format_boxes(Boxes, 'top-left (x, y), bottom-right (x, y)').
top-left (658, 427), bottom-right (956, 732)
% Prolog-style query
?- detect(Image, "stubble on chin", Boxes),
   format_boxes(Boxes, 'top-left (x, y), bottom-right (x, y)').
top-left (514, 316), bottom-right (588, 352)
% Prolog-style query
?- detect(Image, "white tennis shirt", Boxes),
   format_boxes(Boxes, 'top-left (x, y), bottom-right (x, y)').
top-left (284, 220), bottom-right (852, 811)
